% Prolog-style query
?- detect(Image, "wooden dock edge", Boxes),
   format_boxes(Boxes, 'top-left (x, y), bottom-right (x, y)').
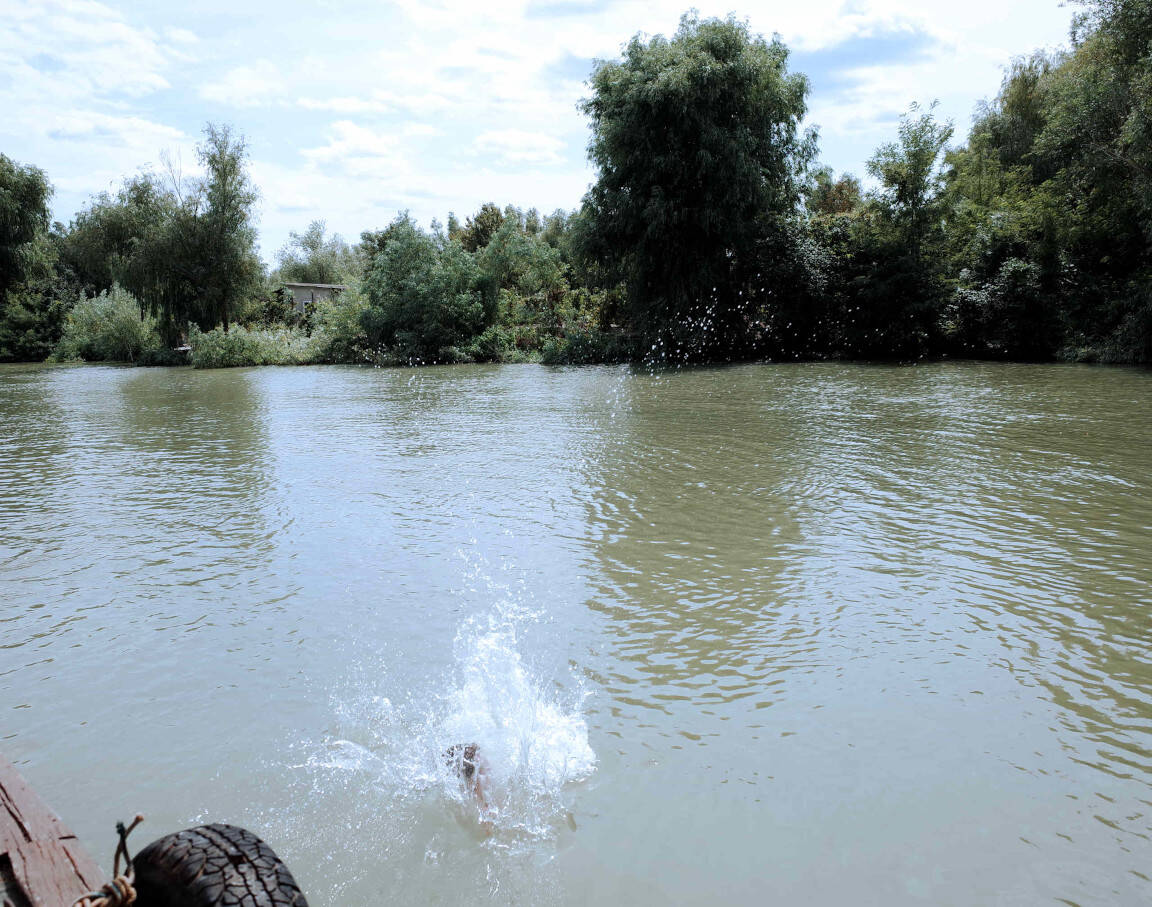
top-left (1, 756), bottom-right (104, 907)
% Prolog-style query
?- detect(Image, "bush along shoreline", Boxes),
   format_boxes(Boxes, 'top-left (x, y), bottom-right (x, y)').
top-left (3, 3), bottom-right (1150, 369)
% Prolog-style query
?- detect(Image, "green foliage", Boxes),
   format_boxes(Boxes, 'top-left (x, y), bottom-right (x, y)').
top-left (274, 220), bottom-right (361, 285)
top-left (867, 103), bottom-right (954, 266)
top-left (361, 214), bottom-right (491, 363)
top-left (52, 285), bottom-right (162, 363)
top-left (125, 124), bottom-right (263, 341)
top-left (60, 173), bottom-right (174, 295)
top-left (0, 229), bottom-right (73, 362)
top-left (540, 329), bottom-right (634, 365)
top-left (9, 4), bottom-right (1152, 368)
top-left (0, 286), bottom-right (72, 362)
top-left (310, 287), bottom-right (371, 363)
top-left (578, 12), bottom-right (814, 359)
top-left (465, 324), bottom-right (516, 362)
top-left (189, 324), bottom-right (316, 368)
top-left (0, 154), bottom-right (52, 302)
top-left (936, 0), bottom-right (1152, 362)
top-left (806, 168), bottom-right (863, 217)
top-left (459, 203), bottom-right (507, 252)
top-left (813, 104), bottom-right (955, 358)
top-left (479, 217), bottom-right (566, 297)
top-left (238, 289), bottom-right (301, 329)
top-left (185, 288), bottom-right (371, 368)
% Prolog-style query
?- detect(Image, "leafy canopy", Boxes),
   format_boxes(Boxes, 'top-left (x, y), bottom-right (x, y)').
top-left (578, 12), bottom-right (814, 357)
top-left (0, 155), bottom-right (52, 300)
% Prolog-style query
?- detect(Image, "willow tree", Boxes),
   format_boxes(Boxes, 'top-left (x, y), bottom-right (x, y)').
top-left (0, 154), bottom-right (52, 301)
top-left (128, 124), bottom-right (262, 340)
top-left (577, 13), bottom-right (814, 360)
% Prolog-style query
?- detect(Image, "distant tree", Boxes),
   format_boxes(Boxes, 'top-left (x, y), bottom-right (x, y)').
top-left (540, 210), bottom-right (570, 250)
top-left (867, 103), bottom-right (954, 270)
top-left (0, 156), bottom-right (74, 362)
top-left (937, 0), bottom-right (1152, 362)
top-left (577, 13), bottom-right (814, 359)
top-left (806, 168), bottom-right (863, 218)
top-left (459, 203), bottom-right (506, 252)
top-left (361, 214), bottom-right (492, 361)
top-left (60, 173), bottom-right (174, 295)
top-left (275, 220), bottom-right (357, 285)
top-left (0, 230), bottom-right (72, 362)
top-left (196, 124), bottom-right (262, 332)
top-left (127, 124), bottom-right (263, 340)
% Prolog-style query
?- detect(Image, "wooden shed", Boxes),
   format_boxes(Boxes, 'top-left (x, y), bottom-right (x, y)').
top-left (280, 282), bottom-right (347, 314)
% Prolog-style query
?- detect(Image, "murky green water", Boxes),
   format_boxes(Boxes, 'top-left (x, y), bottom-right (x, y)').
top-left (2, 361), bottom-right (1150, 905)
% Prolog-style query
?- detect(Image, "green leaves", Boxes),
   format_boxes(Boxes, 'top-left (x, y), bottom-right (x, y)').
top-left (0, 155), bottom-right (52, 300)
top-left (578, 13), bottom-right (813, 359)
top-left (274, 221), bottom-right (359, 286)
top-left (361, 215), bottom-right (490, 363)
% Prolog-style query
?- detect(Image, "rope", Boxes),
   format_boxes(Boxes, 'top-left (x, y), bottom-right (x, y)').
top-left (72, 815), bottom-right (143, 907)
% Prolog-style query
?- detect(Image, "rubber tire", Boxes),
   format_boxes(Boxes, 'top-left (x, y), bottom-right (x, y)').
top-left (132, 823), bottom-right (309, 907)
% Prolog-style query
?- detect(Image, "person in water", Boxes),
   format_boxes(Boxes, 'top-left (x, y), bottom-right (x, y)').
top-left (444, 743), bottom-right (491, 815)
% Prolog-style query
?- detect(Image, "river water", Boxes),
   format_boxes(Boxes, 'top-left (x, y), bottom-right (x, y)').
top-left (1, 361), bottom-right (1150, 905)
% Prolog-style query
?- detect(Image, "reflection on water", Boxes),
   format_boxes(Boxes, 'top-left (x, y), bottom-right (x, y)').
top-left (1, 361), bottom-right (1150, 905)
top-left (578, 363), bottom-right (1152, 903)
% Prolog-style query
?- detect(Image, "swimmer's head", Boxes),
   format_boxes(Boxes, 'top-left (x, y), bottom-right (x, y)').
top-left (445, 743), bottom-right (480, 781)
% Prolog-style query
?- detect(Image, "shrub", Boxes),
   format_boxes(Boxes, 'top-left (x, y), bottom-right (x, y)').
top-left (309, 288), bottom-right (370, 363)
top-left (189, 325), bottom-right (318, 368)
top-left (0, 284), bottom-right (72, 362)
top-left (52, 285), bottom-right (162, 362)
top-left (362, 215), bottom-right (492, 362)
top-left (136, 346), bottom-right (189, 367)
top-left (540, 329), bottom-right (633, 365)
top-left (466, 324), bottom-right (514, 362)
top-left (239, 288), bottom-right (301, 329)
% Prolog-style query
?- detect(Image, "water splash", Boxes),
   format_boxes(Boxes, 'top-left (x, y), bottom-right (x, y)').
top-left (301, 591), bottom-right (595, 852)
top-left (436, 607), bottom-right (596, 840)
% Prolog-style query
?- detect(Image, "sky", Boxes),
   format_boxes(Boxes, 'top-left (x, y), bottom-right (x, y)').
top-left (2, 0), bottom-right (1075, 263)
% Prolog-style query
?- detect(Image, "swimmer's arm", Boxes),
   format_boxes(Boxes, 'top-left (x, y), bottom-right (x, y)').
top-left (473, 775), bottom-right (491, 813)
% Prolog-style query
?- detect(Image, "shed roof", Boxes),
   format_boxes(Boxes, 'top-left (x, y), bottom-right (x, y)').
top-left (281, 282), bottom-right (348, 289)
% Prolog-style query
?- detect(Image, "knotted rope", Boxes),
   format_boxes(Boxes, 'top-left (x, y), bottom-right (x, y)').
top-left (72, 814), bottom-right (143, 907)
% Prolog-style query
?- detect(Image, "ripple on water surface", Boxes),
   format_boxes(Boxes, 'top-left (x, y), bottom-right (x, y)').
top-left (1, 361), bottom-right (1150, 905)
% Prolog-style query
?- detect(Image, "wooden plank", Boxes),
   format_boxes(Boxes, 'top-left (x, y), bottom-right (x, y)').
top-left (1, 756), bottom-right (103, 906)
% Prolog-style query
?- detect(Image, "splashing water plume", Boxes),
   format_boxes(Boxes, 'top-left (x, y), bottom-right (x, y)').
top-left (299, 586), bottom-right (595, 868)
top-left (439, 606), bottom-right (595, 838)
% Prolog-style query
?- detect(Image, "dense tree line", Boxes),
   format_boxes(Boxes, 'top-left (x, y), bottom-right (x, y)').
top-left (1, 1), bottom-right (1148, 367)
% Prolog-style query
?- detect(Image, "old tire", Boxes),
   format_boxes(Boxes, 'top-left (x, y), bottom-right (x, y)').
top-left (132, 823), bottom-right (309, 907)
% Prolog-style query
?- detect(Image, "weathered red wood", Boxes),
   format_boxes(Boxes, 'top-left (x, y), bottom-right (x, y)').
top-left (1, 756), bottom-right (103, 907)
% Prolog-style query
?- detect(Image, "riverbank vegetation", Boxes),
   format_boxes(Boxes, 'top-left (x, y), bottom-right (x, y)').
top-left (1, 0), bottom-right (1148, 368)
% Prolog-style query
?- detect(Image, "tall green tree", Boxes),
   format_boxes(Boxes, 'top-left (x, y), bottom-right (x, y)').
top-left (867, 104), bottom-right (954, 271)
top-left (834, 104), bottom-right (953, 357)
top-left (578, 13), bottom-right (814, 360)
top-left (60, 173), bottom-right (174, 296)
top-left (361, 214), bottom-right (492, 362)
top-left (127, 124), bottom-right (263, 340)
top-left (0, 156), bottom-right (69, 362)
top-left (0, 155), bottom-right (52, 302)
top-left (195, 124), bottom-right (262, 332)
top-left (459, 203), bottom-right (506, 252)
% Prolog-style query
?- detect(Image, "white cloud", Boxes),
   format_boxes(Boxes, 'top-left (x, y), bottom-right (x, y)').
top-left (0, 0), bottom-right (1077, 259)
top-left (303, 121), bottom-right (400, 162)
top-left (164, 26), bottom-right (199, 45)
top-left (474, 129), bottom-right (565, 166)
top-left (0, 0), bottom-right (173, 100)
top-left (298, 95), bottom-right (395, 114)
top-left (200, 60), bottom-right (285, 107)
